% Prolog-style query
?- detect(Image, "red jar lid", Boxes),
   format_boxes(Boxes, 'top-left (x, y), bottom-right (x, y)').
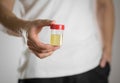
top-left (50, 23), bottom-right (65, 30)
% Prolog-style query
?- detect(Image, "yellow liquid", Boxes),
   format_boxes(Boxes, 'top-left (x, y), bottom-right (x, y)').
top-left (50, 34), bottom-right (61, 46)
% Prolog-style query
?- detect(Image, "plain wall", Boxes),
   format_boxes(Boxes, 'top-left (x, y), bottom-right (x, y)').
top-left (109, 0), bottom-right (120, 83)
top-left (0, 0), bottom-right (120, 83)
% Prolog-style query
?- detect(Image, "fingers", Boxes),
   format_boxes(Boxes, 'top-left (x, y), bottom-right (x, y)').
top-left (100, 52), bottom-right (111, 68)
top-left (28, 42), bottom-right (55, 59)
top-left (27, 39), bottom-right (59, 59)
top-left (33, 51), bottom-right (54, 59)
top-left (27, 38), bottom-right (59, 51)
top-left (27, 19), bottom-right (54, 38)
top-left (26, 19), bottom-right (58, 59)
top-left (27, 40), bottom-right (54, 53)
top-left (100, 57), bottom-right (107, 68)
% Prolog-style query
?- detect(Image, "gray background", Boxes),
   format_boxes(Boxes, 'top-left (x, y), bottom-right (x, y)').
top-left (0, 0), bottom-right (120, 83)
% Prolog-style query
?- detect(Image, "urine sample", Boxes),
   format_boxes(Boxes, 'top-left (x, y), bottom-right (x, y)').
top-left (50, 24), bottom-right (65, 46)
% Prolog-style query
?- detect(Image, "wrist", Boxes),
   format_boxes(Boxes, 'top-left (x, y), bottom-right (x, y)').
top-left (15, 18), bottom-right (33, 36)
top-left (7, 18), bottom-right (32, 36)
top-left (103, 44), bottom-right (112, 52)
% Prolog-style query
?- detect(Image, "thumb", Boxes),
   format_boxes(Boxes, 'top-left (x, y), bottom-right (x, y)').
top-left (100, 57), bottom-right (107, 68)
top-left (41, 19), bottom-right (54, 26)
top-left (27, 20), bottom-right (54, 39)
top-left (34, 19), bottom-right (54, 27)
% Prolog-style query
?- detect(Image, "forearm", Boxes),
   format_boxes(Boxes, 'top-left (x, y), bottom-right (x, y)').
top-left (0, 3), bottom-right (29, 36)
top-left (103, 1), bottom-right (114, 50)
top-left (98, 0), bottom-right (115, 50)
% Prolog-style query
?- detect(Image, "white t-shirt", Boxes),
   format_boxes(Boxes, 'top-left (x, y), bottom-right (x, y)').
top-left (13, 0), bottom-right (103, 79)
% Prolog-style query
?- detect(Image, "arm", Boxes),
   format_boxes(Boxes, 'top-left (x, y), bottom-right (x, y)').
top-left (0, 0), bottom-right (59, 58)
top-left (0, 0), bottom-right (29, 36)
top-left (97, 0), bottom-right (115, 67)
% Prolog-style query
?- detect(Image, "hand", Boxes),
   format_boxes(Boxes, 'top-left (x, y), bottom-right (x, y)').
top-left (100, 47), bottom-right (112, 68)
top-left (26, 19), bottom-right (59, 59)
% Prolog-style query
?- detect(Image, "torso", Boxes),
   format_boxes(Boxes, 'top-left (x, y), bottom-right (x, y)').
top-left (16, 0), bottom-right (103, 79)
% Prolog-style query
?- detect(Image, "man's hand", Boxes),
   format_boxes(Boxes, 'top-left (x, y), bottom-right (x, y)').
top-left (26, 19), bottom-right (59, 59)
top-left (100, 47), bottom-right (112, 68)
top-left (0, 0), bottom-right (59, 59)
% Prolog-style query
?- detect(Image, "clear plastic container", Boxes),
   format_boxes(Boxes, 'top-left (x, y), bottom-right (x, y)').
top-left (50, 24), bottom-right (65, 46)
